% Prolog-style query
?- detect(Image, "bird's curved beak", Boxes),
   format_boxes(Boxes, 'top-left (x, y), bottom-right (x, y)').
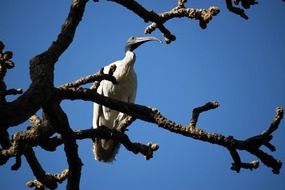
top-left (134, 36), bottom-right (162, 44)
top-left (125, 36), bottom-right (162, 52)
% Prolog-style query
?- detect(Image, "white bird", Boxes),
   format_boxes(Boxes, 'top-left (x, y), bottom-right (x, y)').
top-left (92, 36), bottom-right (161, 162)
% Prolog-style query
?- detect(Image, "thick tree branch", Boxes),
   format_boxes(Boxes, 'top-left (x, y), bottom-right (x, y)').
top-left (42, 102), bottom-right (82, 190)
top-left (0, 128), bottom-right (11, 149)
top-left (4, 88), bottom-right (23, 96)
top-left (56, 86), bottom-right (283, 173)
top-left (0, 115), bottom-right (55, 166)
top-left (0, 0), bottom-right (88, 127)
top-left (0, 116), bottom-right (63, 189)
top-left (24, 146), bottom-right (60, 189)
top-left (0, 128), bottom-right (11, 165)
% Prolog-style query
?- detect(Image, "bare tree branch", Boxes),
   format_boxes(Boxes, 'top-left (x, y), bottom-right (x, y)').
top-left (0, 1), bottom-right (284, 189)
top-left (75, 127), bottom-right (159, 160)
top-left (144, 6), bottom-right (220, 41)
top-left (4, 88), bottom-right (23, 96)
top-left (225, 0), bottom-right (258, 19)
top-left (0, 114), bottom-right (55, 166)
top-left (24, 146), bottom-right (59, 189)
top-left (0, 120), bottom-right (158, 166)
top-left (42, 102), bottom-right (82, 190)
top-left (0, 128), bottom-right (11, 149)
top-left (189, 101), bottom-right (219, 127)
top-left (60, 67), bottom-right (116, 88)
top-left (26, 169), bottom-right (69, 190)
top-left (109, 0), bottom-right (219, 43)
top-left (0, 43), bottom-right (15, 105)
top-left (233, 0), bottom-right (258, 9)
top-left (225, 0), bottom-right (249, 19)
top-left (56, 86), bottom-right (283, 173)
top-left (0, 0), bottom-right (88, 127)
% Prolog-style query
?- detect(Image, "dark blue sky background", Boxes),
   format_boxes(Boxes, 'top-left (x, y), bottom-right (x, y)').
top-left (1, 1), bottom-right (285, 190)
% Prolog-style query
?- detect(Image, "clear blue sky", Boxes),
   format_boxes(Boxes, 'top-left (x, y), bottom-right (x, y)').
top-left (1, 1), bottom-right (285, 190)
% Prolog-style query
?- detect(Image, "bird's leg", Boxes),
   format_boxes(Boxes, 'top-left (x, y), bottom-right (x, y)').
top-left (113, 112), bottom-right (125, 130)
top-left (113, 113), bottom-right (135, 133)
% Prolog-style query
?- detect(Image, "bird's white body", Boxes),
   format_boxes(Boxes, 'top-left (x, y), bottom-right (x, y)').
top-left (92, 35), bottom-right (161, 162)
top-left (92, 51), bottom-right (137, 162)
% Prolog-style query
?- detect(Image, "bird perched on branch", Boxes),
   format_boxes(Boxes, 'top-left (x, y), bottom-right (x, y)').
top-left (92, 36), bottom-right (162, 162)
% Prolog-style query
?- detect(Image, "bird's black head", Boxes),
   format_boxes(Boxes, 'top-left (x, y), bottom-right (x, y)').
top-left (125, 36), bottom-right (162, 52)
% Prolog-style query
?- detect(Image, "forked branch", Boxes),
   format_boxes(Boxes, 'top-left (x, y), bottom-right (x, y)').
top-left (56, 82), bottom-right (284, 173)
top-left (109, 0), bottom-right (219, 43)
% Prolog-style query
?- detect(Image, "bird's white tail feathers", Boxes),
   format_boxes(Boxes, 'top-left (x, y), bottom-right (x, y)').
top-left (93, 138), bottom-right (120, 162)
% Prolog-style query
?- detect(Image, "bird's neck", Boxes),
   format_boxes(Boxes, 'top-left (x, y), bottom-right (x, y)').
top-left (123, 50), bottom-right (136, 66)
top-left (121, 50), bottom-right (136, 73)
top-left (114, 51), bottom-right (136, 81)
